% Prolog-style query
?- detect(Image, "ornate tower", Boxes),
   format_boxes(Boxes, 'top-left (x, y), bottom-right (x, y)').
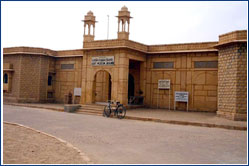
top-left (83, 11), bottom-right (97, 42)
top-left (117, 6), bottom-right (132, 40)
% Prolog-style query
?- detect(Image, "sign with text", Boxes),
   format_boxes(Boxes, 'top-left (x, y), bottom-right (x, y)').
top-left (74, 88), bottom-right (82, 96)
top-left (92, 56), bottom-right (114, 66)
top-left (158, 80), bottom-right (170, 89)
top-left (175, 91), bottom-right (189, 102)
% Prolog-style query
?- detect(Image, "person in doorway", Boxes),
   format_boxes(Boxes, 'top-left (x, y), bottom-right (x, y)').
top-left (68, 91), bottom-right (73, 104)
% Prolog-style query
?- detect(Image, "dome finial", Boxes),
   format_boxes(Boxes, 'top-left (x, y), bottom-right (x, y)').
top-left (121, 6), bottom-right (128, 11)
top-left (87, 11), bottom-right (93, 15)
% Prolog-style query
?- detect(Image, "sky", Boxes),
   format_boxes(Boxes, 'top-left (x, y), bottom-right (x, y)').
top-left (1, 1), bottom-right (248, 50)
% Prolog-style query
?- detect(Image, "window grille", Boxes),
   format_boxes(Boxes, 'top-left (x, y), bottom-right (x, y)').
top-left (153, 62), bottom-right (174, 69)
top-left (194, 61), bottom-right (218, 68)
top-left (61, 64), bottom-right (74, 69)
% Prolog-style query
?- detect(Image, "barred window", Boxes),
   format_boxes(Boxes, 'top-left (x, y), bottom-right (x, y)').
top-left (3, 73), bottom-right (8, 83)
top-left (153, 62), bottom-right (174, 69)
top-left (61, 64), bottom-right (74, 69)
top-left (194, 61), bottom-right (218, 68)
top-left (48, 75), bottom-right (52, 86)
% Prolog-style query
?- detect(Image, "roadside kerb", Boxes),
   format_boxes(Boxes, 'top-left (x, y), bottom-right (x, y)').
top-left (124, 116), bottom-right (247, 131)
top-left (4, 103), bottom-right (64, 112)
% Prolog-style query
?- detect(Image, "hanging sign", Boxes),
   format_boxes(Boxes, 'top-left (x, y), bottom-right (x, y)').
top-left (74, 88), bottom-right (82, 96)
top-left (92, 56), bottom-right (114, 66)
top-left (158, 80), bottom-right (170, 89)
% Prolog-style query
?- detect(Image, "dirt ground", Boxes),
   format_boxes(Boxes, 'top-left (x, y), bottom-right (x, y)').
top-left (3, 123), bottom-right (88, 164)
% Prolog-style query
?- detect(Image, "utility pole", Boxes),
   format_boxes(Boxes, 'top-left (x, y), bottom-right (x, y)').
top-left (107, 15), bottom-right (109, 39)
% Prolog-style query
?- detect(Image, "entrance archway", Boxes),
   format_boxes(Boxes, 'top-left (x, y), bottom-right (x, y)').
top-left (93, 70), bottom-right (112, 103)
top-left (128, 73), bottom-right (135, 101)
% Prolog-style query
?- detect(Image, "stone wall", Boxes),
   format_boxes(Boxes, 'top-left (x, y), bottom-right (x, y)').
top-left (3, 54), bottom-right (55, 103)
top-left (216, 30), bottom-right (247, 121)
top-left (3, 47), bottom-right (56, 56)
top-left (145, 52), bottom-right (218, 112)
top-left (54, 57), bottom-right (83, 103)
top-left (18, 55), bottom-right (53, 103)
top-left (148, 42), bottom-right (218, 52)
top-left (81, 48), bottom-right (130, 105)
top-left (18, 55), bottom-right (41, 102)
top-left (218, 30), bottom-right (247, 45)
top-left (3, 55), bottom-right (21, 102)
top-left (83, 39), bottom-right (217, 53)
top-left (217, 43), bottom-right (247, 120)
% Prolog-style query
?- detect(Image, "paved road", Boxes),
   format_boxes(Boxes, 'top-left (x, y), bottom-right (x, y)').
top-left (3, 105), bottom-right (247, 164)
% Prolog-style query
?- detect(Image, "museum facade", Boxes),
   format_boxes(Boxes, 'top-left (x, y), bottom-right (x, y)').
top-left (3, 7), bottom-right (247, 120)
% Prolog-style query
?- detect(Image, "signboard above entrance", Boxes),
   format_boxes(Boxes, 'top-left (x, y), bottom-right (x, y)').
top-left (158, 80), bottom-right (170, 89)
top-left (174, 91), bottom-right (188, 102)
top-left (92, 56), bottom-right (114, 66)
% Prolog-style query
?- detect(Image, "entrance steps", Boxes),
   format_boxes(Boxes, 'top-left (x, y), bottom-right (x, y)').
top-left (76, 104), bottom-right (105, 116)
top-left (127, 105), bottom-right (144, 110)
top-left (76, 103), bottom-right (145, 116)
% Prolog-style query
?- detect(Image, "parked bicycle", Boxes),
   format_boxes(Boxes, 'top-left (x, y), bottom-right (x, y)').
top-left (103, 100), bottom-right (126, 119)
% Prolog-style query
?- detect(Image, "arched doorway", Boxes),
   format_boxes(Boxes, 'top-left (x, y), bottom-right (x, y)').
top-left (128, 73), bottom-right (135, 101)
top-left (93, 70), bottom-right (112, 103)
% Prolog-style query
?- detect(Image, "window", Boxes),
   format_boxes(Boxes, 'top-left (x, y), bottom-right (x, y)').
top-left (48, 75), bottom-right (52, 86)
top-left (3, 73), bottom-right (8, 84)
top-left (153, 62), bottom-right (174, 69)
top-left (61, 64), bottom-right (74, 69)
top-left (194, 61), bottom-right (218, 68)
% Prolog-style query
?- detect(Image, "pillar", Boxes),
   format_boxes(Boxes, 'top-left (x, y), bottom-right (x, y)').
top-left (216, 30), bottom-right (247, 121)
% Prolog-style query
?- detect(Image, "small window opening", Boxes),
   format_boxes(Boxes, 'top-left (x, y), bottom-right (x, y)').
top-left (48, 75), bottom-right (52, 86)
top-left (3, 73), bottom-right (8, 84)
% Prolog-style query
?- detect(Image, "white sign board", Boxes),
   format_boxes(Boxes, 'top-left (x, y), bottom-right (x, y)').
top-left (175, 91), bottom-right (189, 102)
top-left (158, 80), bottom-right (170, 89)
top-left (92, 56), bottom-right (114, 66)
top-left (74, 88), bottom-right (82, 96)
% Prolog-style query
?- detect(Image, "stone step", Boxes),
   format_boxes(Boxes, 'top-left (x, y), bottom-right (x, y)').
top-left (79, 106), bottom-right (103, 111)
top-left (80, 103), bottom-right (144, 110)
top-left (126, 105), bottom-right (144, 110)
top-left (77, 108), bottom-right (103, 114)
top-left (80, 104), bottom-right (105, 110)
top-left (77, 111), bottom-right (103, 116)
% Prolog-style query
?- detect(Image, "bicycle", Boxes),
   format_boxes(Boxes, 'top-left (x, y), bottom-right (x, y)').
top-left (103, 100), bottom-right (126, 119)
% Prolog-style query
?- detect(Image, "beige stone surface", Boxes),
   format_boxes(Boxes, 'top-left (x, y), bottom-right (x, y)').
top-left (217, 40), bottom-right (247, 120)
top-left (145, 53), bottom-right (218, 112)
top-left (3, 123), bottom-right (87, 164)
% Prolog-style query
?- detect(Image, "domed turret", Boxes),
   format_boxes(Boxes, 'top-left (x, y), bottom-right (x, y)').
top-left (87, 11), bottom-right (93, 16)
top-left (116, 6), bottom-right (132, 40)
top-left (121, 6), bottom-right (128, 11)
top-left (82, 11), bottom-right (97, 43)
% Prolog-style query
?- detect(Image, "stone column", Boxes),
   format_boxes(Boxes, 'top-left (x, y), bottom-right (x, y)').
top-left (93, 25), bottom-right (95, 36)
top-left (216, 30), bottom-right (247, 121)
top-left (88, 24), bottom-right (90, 35)
top-left (128, 22), bottom-right (130, 33)
top-left (118, 20), bottom-right (120, 32)
top-left (81, 51), bottom-right (88, 104)
top-left (140, 61), bottom-right (146, 102)
top-left (117, 52), bottom-right (129, 105)
top-left (84, 23), bottom-right (86, 35)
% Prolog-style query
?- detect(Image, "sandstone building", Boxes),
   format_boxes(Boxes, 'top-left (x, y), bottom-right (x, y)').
top-left (3, 6), bottom-right (247, 121)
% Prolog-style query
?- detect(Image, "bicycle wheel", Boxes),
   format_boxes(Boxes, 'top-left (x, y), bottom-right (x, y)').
top-left (117, 105), bottom-right (126, 119)
top-left (103, 105), bottom-right (111, 117)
